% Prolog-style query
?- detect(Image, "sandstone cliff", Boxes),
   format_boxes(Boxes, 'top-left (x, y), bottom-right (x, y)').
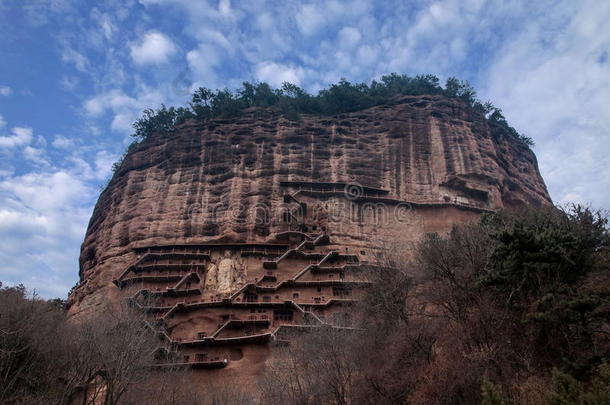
top-left (68, 94), bottom-right (551, 376)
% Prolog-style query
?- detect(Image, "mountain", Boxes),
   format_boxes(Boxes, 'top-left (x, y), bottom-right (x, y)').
top-left (68, 93), bottom-right (551, 381)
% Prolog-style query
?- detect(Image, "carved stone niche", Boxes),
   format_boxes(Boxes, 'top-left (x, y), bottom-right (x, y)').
top-left (204, 250), bottom-right (246, 295)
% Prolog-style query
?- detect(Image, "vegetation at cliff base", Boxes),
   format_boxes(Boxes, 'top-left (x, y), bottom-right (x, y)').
top-left (256, 205), bottom-right (609, 405)
top-left (2, 205), bottom-right (608, 404)
top-left (130, 73), bottom-right (534, 147)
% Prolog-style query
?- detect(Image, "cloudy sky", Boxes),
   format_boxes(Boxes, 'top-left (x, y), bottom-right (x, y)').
top-left (0, 0), bottom-right (608, 298)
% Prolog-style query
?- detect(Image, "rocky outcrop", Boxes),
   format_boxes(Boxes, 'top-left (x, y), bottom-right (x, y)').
top-left (68, 94), bottom-right (551, 378)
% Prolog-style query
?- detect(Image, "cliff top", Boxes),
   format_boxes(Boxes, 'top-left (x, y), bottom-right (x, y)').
top-left (124, 74), bottom-right (533, 159)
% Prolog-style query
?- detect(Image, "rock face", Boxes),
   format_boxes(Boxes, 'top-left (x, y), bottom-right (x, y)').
top-left (69, 95), bottom-right (551, 378)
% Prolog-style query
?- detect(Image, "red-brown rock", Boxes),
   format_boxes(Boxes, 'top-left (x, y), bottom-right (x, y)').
top-left (68, 95), bottom-right (551, 379)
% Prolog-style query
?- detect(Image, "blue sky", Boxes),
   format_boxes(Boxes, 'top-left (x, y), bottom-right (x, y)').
top-left (0, 0), bottom-right (609, 298)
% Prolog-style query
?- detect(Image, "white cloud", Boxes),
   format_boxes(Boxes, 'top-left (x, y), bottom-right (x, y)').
top-left (2, 170), bottom-right (89, 213)
top-left (218, 0), bottom-right (232, 17)
top-left (83, 88), bottom-right (165, 134)
top-left (338, 27), bottom-right (362, 48)
top-left (110, 112), bottom-right (136, 133)
top-left (295, 1), bottom-right (371, 37)
top-left (0, 85), bottom-right (12, 96)
top-left (130, 31), bottom-right (177, 65)
top-left (90, 8), bottom-right (117, 41)
top-left (93, 150), bottom-right (118, 180)
top-left (20, 0), bottom-right (74, 27)
top-left (52, 134), bottom-right (75, 149)
top-left (356, 45), bottom-right (379, 67)
top-left (0, 170), bottom-right (93, 297)
top-left (186, 43), bottom-right (223, 88)
top-left (0, 115), bottom-right (113, 298)
top-left (296, 4), bottom-right (326, 36)
top-left (0, 127), bottom-right (33, 148)
top-left (60, 76), bottom-right (79, 91)
top-left (84, 89), bottom-right (136, 117)
top-left (484, 0), bottom-right (610, 209)
top-left (255, 62), bottom-right (305, 87)
top-left (61, 47), bottom-right (90, 72)
top-left (23, 146), bottom-right (49, 165)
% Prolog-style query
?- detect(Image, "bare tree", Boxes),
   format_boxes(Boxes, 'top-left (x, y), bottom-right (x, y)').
top-left (0, 284), bottom-right (68, 404)
top-left (69, 302), bottom-right (159, 405)
top-left (0, 284), bottom-right (159, 405)
top-left (260, 327), bottom-right (360, 405)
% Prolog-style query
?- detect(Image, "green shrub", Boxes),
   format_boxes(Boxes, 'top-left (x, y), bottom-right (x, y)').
top-left (481, 381), bottom-right (508, 405)
top-left (128, 74), bottom-right (534, 150)
top-left (549, 369), bottom-right (584, 405)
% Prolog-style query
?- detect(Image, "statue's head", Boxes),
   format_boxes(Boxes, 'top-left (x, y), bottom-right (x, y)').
top-left (223, 250), bottom-right (231, 258)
